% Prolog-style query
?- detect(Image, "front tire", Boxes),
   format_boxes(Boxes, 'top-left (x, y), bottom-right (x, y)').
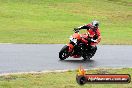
top-left (59, 45), bottom-right (69, 60)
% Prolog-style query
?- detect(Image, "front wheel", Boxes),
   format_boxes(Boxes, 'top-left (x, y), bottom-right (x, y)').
top-left (59, 45), bottom-right (69, 60)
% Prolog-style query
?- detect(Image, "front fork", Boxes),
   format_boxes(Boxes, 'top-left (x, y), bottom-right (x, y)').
top-left (67, 43), bottom-right (74, 52)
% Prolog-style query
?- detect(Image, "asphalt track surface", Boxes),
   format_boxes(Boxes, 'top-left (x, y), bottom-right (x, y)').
top-left (0, 44), bottom-right (132, 74)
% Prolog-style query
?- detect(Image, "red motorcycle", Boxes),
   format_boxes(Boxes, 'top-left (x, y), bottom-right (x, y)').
top-left (59, 29), bottom-right (97, 61)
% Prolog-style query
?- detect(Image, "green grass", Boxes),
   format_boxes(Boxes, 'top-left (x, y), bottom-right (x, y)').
top-left (0, 68), bottom-right (132, 88)
top-left (0, 0), bottom-right (132, 44)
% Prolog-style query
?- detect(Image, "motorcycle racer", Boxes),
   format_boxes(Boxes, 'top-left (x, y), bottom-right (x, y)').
top-left (59, 20), bottom-right (101, 61)
top-left (74, 20), bottom-right (101, 46)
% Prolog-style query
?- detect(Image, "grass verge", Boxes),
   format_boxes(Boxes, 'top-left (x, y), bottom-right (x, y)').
top-left (0, 0), bottom-right (132, 44)
top-left (0, 68), bottom-right (132, 88)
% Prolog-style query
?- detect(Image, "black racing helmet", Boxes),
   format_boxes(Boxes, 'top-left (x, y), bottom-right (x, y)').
top-left (92, 20), bottom-right (99, 27)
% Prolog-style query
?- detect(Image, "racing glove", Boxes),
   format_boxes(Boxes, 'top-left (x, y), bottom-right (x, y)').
top-left (74, 28), bottom-right (80, 33)
top-left (91, 39), bottom-right (98, 43)
top-left (87, 38), bottom-right (97, 43)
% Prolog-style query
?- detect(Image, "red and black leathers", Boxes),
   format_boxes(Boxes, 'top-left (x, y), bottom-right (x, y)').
top-left (77, 23), bottom-right (101, 45)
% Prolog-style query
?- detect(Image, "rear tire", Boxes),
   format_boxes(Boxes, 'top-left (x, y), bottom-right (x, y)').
top-left (59, 45), bottom-right (69, 60)
top-left (82, 54), bottom-right (90, 61)
top-left (82, 46), bottom-right (97, 61)
top-left (90, 46), bottom-right (97, 57)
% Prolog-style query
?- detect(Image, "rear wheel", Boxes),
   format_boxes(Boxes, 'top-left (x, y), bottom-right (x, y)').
top-left (82, 53), bottom-right (90, 61)
top-left (59, 45), bottom-right (69, 60)
top-left (90, 46), bottom-right (97, 57)
top-left (82, 46), bottom-right (97, 61)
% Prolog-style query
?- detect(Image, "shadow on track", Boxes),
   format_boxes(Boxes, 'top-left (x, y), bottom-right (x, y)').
top-left (59, 59), bottom-right (96, 68)
top-left (59, 59), bottom-right (95, 64)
